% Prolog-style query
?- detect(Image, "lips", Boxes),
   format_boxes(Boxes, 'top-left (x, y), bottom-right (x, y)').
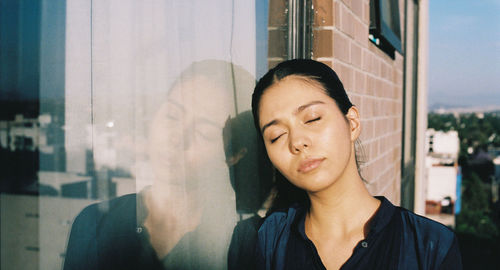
top-left (298, 157), bottom-right (325, 173)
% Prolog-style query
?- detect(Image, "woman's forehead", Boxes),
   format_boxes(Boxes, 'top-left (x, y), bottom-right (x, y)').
top-left (260, 78), bottom-right (332, 109)
top-left (257, 78), bottom-right (338, 125)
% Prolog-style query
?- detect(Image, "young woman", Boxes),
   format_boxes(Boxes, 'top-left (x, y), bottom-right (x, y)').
top-left (251, 59), bottom-right (462, 270)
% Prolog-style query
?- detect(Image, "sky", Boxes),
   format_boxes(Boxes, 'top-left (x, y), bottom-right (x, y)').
top-left (429, 0), bottom-right (500, 108)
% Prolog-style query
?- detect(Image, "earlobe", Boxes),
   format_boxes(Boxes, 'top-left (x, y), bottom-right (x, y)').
top-left (346, 107), bottom-right (361, 141)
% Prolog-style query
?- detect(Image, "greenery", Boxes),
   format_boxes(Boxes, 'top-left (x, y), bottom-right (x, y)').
top-left (455, 172), bottom-right (498, 238)
top-left (428, 111), bottom-right (500, 154)
top-left (429, 111), bottom-right (500, 268)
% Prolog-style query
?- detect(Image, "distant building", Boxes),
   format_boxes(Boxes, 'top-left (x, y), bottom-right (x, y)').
top-left (425, 129), bottom-right (460, 227)
top-left (426, 128), bottom-right (459, 161)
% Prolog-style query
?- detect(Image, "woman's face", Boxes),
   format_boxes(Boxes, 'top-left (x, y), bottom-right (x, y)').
top-left (258, 76), bottom-right (360, 193)
top-left (149, 76), bottom-right (232, 189)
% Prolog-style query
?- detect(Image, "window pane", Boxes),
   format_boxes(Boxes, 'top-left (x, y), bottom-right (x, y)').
top-left (1, 0), bottom-right (272, 269)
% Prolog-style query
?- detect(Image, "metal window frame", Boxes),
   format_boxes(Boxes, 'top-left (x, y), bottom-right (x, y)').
top-left (369, 0), bottom-right (403, 58)
top-left (400, 0), bottom-right (419, 210)
top-left (287, 0), bottom-right (313, 59)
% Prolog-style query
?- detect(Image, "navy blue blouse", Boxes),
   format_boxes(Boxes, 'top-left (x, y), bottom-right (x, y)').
top-left (256, 197), bottom-right (462, 270)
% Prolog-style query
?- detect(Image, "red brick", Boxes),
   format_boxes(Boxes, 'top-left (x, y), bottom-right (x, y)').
top-left (381, 63), bottom-right (388, 81)
top-left (341, 0), bottom-right (351, 9)
top-left (372, 56), bottom-right (381, 77)
top-left (360, 96), bottom-right (372, 118)
top-left (374, 78), bottom-right (382, 97)
top-left (384, 81), bottom-right (392, 99)
top-left (353, 18), bottom-right (368, 47)
top-left (364, 119), bottom-right (374, 140)
top-left (363, 1), bottom-right (370, 25)
top-left (353, 70), bottom-right (365, 94)
top-left (395, 53), bottom-right (404, 68)
top-left (365, 75), bottom-right (375, 96)
top-left (318, 60), bottom-right (333, 68)
top-left (340, 5), bottom-right (354, 37)
top-left (351, 0), bottom-right (363, 18)
top-left (387, 114), bottom-right (394, 130)
top-left (394, 116), bottom-right (401, 131)
top-left (376, 118), bottom-right (387, 137)
top-left (386, 64), bottom-right (393, 81)
top-left (313, 0), bottom-right (334, 26)
top-left (384, 100), bottom-right (391, 116)
top-left (333, 31), bottom-right (350, 63)
top-left (313, 29), bottom-right (333, 58)
top-left (397, 86), bottom-right (403, 100)
top-left (351, 42), bottom-right (362, 68)
top-left (350, 94), bottom-right (361, 109)
top-left (374, 139), bottom-right (381, 159)
top-left (362, 49), bottom-right (370, 71)
top-left (333, 61), bottom-right (353, 91)
top-left (334, 1), bottom-right (342, 28)
top-left (359, 120), bottom-right (368, 141)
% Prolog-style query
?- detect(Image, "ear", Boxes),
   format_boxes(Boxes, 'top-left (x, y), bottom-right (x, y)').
top-left (345, 106), bottom-right (361, 141)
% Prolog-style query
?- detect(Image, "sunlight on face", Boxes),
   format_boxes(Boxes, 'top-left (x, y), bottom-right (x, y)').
top-left (258, 76), bottom-right (358, 193)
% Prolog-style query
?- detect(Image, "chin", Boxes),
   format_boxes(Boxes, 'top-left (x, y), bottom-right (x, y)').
top-left (291, 172), bottom-right (338, 193)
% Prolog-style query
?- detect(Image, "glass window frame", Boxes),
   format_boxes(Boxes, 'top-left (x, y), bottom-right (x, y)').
top-left (369, 0), bottom-right (403, 58)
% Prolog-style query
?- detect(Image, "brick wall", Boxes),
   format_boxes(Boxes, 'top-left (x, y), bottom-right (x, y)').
top-left (312, 0), bottom-right (404, 204)
top-left (266, 0), bottom-right (405, 204)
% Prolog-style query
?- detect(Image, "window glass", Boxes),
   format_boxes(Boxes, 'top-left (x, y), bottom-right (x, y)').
top-left (369, 0), bottom-right (402, 56)
top-left (0, 0), bottom-right (274, 269)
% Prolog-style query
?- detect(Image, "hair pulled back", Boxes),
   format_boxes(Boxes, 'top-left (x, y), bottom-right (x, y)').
top-left (251, 59), bottom-right (356, 213)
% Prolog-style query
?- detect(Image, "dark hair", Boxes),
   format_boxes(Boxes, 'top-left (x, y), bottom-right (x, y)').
top-left (222, 111), bottom-right (274, 214)
top-left (251, 59), bottom-right (356, 213)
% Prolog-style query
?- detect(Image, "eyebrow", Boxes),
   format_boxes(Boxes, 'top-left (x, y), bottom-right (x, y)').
top-left (261, 100), bottom-right (325, 134)
top-left (295, 100), bottom-right (325, 114)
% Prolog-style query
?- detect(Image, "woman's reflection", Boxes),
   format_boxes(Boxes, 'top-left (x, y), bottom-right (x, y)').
top-left (64, 60), bottom-right (265, 270)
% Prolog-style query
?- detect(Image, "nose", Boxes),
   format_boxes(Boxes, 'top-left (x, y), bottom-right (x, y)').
top-left (288, 130), bottom-right (311, 154)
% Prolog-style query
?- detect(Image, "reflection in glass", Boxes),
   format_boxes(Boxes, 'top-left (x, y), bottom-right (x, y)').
top-left (0, 0), bottom-right (273, 269)
top-left (64, 61), bottom-right (274, 269)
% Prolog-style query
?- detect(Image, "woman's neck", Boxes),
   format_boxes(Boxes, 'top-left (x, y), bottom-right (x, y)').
top-left (306, 160), bottom-right (380, 239)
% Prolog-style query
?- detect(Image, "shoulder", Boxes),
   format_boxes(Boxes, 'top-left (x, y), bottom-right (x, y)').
top-left (64, 194), bottom-right (139, 270)
top-left (398, 207), bottom-right (456, 244)
top-left (397, 207), bottom-right (461, 269)
top-left (256, 206), bottom-right (303, 270)
top-left (71, 193), bottom-right (138, 236)
top-left (258, 207), bottom-right (299, 239)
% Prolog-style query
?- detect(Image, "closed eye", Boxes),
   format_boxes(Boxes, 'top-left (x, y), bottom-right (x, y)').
top-left (270, 133), bottom-right (285, 143)
top-left (306, 117), bottom-right (321, 124)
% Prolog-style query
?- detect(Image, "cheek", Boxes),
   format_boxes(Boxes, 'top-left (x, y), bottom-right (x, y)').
top-left (265, 145), bottom-right (287, 171)
top-left (321, 123), bottom-right (352, 161)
